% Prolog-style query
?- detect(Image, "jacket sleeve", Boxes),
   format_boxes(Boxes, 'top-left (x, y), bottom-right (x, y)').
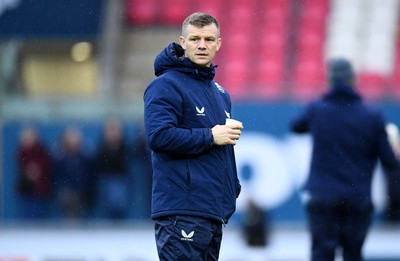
top-left (290, 104), bottom-right (312, 133)
top-left (374, 115), bottom-right (400, 214)
top-left (144, 79), bottom-right (214, 155)
top-left (374, 113), bottom-right (400, 176)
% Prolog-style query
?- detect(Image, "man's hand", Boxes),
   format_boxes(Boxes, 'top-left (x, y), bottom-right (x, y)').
top-left (211, 122), bottom-right (243, 145)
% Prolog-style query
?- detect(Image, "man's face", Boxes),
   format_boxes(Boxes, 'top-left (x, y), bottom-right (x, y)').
top-left (179, 23), bottom-right (221, 67)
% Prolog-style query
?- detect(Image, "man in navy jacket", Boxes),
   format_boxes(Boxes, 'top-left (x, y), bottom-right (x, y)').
top-left (144, 12), bottom-right (243, 260)
top-left (290, 58), bottom-right (400, 261)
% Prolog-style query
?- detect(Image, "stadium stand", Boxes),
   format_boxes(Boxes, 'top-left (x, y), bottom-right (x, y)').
top-left (124, 0), bottom-right (400, 102)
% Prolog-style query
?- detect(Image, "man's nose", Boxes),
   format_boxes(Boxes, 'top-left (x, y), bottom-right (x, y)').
top-left (197, 39), bottom-right (206, 49)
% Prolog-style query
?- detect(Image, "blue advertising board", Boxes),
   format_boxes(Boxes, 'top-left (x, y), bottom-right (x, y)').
top-left (1, 102), bottom-right (399, 223)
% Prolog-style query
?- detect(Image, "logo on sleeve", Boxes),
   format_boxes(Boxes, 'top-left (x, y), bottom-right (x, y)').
top-left (225, 110), bottom-right (230, 118)
top-left (181, 230), bottom-right (194, 241)
top-left (196, 106), bottom-right (205, 116)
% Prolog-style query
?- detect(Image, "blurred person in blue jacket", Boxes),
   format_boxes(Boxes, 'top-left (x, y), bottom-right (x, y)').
top-left (290, 58), bottom-right (400, 261)
top-left (242, 198), bottom-right (269, 247)
top-left (144, 12), bottom-right (243, 261)
top-left (53, 126), bottom-right (92, 220)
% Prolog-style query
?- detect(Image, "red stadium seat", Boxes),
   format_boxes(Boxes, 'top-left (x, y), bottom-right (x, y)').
top-left (160, 0), bottom-right (191, 26)
top-left (125, 0), bottom-right (159, 26)
top-left (256, 60), bottom-right (284, 84)
top-left (357, 73), bottom-right (387, 101)
top-left (389, 64), bottom-right (400, 100)
top-left (292, 57), bottom-right (325, 100)
top-left (218, 57), bottom-right (250, 98)
top-left (196, 1), bottom-right (224, 20)
top-left (250, 57), bottom-right (284, 101)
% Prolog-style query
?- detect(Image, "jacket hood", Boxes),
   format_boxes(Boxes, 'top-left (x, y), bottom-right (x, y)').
top-left (154, 42), bottom-right (216, 81)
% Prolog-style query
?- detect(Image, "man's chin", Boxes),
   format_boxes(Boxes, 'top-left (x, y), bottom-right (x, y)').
top-left (194, 60), bottom-right (211, 67)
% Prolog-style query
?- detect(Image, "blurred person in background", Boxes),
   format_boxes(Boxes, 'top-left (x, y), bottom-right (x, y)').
top-left (383, 122), bottom-right (400, 222)
top-left (16, 125), bottom-right (52, 220)
top-left (93, 118), bottom-right (130, 220)
top-left (144, 12), bottom-right (243, 260)
top-left (241, 198), bottom-right (269, 247)
top-left (53, 126), bottom-right (93, 220)
top-left (290, 58), bottom-right (400, 261)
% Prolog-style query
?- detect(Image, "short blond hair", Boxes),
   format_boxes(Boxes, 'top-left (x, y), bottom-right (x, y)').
top-left (182, 12), bottom-right (220, 37)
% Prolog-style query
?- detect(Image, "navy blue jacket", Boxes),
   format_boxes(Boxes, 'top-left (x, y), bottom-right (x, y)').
top-left (144, 43), bottom-right (240, 223)
top-left (291, 83), bottom-right (399, 204)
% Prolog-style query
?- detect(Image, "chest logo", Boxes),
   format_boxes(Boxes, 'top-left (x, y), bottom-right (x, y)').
top-left (196, 106), bottom-right (205, 116)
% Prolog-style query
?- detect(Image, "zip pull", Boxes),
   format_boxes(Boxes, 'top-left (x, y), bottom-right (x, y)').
top-left (221, 219), bottom-right (226, 228)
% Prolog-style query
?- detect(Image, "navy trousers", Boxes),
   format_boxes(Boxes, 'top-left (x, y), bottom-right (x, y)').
top-left (306, 199), bottom-right (373, 261)
top-left (154, 215), bottom-right (223, 261)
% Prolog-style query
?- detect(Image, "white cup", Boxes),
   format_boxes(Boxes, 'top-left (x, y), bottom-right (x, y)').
top-left (225, 118), bottom-right (243, 128)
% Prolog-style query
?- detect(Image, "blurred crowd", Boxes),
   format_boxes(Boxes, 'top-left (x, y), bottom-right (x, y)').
top-left (14, 118), bottom-right (152, 222)
top-left (12, 117), bottom-right (400, 230)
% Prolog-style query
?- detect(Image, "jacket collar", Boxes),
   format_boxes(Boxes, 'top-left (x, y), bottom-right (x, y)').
top-left (154, 42), bottom-right (216, 81)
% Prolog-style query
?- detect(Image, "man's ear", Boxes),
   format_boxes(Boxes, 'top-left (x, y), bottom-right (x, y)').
top-left (216, 38), bottom-right (222, 51)
top-left (179, 36), bottom-right (186, 50)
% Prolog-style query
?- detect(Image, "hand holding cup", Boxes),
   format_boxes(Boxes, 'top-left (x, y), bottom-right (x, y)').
top-left (225, 118), bottom-right (244, 130)
top-left (211, 118), bottom-right (243, 145)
